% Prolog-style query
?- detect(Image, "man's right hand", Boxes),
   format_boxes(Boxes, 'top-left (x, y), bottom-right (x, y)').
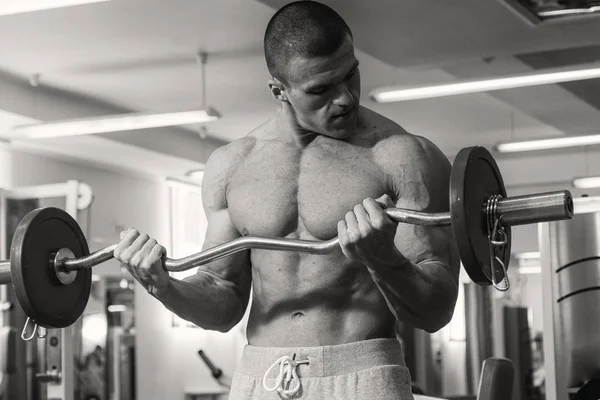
top-left (113, 228), bottom-right (170, 294)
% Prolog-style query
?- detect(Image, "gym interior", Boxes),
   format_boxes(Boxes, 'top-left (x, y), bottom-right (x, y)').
top-left (1, 1), bottom-right (600, 400)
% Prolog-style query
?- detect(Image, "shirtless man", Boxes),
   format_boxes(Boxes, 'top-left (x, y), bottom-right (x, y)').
top-left (114, 2), bottom-right (460, 399)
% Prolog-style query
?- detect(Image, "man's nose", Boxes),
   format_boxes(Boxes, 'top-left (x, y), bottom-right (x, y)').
top-left (333, 84), bottom-right (355, 108)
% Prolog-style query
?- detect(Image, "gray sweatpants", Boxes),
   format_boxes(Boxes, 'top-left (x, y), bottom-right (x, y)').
top-left (227, 338), bottom-right (415, 400)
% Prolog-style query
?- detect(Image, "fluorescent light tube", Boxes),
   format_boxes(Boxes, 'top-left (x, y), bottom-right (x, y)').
top-left (518, 266), bottom-right (541, 274)
top-left (107, 304), bottom-right (127, 313)
top-left (573, 176), bottom-right (600, 189)
top-left (10, 108), bottom-right (221, 139)
top-left (514, 252), bottom-right (541, 274)
top-left (514, 252), bottom-right (541, 261)
top-left (539, 7), bottom-right (600, 18)
top-left (495, 133), bottom-right (600, 153)
top-left (0, 0), bottom-right (110, 16)
top-left (370, 64), bottom-right (600, 103)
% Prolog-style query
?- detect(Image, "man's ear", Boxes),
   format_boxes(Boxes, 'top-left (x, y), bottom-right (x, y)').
top-left (268, 78), bottom-right (289, 102)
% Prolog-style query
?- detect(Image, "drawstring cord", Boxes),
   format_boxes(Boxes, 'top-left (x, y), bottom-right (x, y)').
top-left (262, 354), bottom-right (309, 399)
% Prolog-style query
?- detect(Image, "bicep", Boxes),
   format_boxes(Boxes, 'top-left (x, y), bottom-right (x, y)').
top-left (391, 139), bottom-right (460, 282)
top-left (198, 208), bottom-right (252, 301)
top-left (394, 218), bottom-right (459, 281)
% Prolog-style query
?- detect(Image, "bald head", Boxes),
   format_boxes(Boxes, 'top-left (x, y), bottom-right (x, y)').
top-left (264, 1), bottom-right (353, 84)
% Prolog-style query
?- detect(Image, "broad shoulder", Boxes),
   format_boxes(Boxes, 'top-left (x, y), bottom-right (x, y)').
top-left (357, 107), bottom-right (448, 168)
top-left (205, 136), bottom-right (256, 176)
top-left (372, 131), bottom-right (449, 172)
top-left (201, 133), bottom-right (259, 210)
top-left (368, 126), bottom-right (451, 211)
top-left (205, 116), bottom-right (280, 166)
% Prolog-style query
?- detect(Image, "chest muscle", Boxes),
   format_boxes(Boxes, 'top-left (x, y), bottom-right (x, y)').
top-left (227, 141), bottom-right (385, 240)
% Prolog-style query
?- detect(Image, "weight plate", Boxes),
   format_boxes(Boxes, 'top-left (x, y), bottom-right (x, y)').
top-left (10, 207), bottom-right (91, 328)
top-left (450, 146), bottom-right (511, 285)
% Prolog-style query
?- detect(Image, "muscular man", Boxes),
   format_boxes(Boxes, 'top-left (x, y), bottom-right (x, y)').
top-left (114, 2), bottom-right (460, 399)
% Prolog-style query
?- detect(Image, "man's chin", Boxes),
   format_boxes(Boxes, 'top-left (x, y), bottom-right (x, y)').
top-left (327, 119), bottom-right (357, 139)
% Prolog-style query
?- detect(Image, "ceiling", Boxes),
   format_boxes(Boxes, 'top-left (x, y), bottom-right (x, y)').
top-left (0, 0), bottom-right (600, 187)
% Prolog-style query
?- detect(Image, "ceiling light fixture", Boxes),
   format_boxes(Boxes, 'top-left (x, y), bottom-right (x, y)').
top-left (10, 52), bottom-right (221, 139)
top-left (494, 133), bottom-right (600, 153)
top-left (513, 252), bottom-right (540, 261)
top-left (572, 176), bottom-right (600, 189)
top-left (513, 252), bottom-right (541, 275)
top-left (107, 304), bottom-right (127, 313)
top-left (518, 266), bottom-right (542, 274)
top-left (370, 63), bottom-right (600, 103)
top-left (538, 6), bottom-right (600, 18)
top-left (9, 109), bottom-right (220, 139)
top-left (0, 0), bottom-right (110, 16)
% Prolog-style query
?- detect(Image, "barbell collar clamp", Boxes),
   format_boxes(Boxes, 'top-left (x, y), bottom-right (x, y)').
top-left (51, 248), bottom-right (78, 285)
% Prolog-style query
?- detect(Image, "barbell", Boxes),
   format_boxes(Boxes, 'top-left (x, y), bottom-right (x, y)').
top-left (0, 146), bottom-right (575, 340)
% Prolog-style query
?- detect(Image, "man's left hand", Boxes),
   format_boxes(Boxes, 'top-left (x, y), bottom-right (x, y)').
top-left (338, 194), bottom-right (404, 268)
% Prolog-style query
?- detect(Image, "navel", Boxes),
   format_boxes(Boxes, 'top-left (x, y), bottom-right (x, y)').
top-left (291, 311), bottom-right (305, 321)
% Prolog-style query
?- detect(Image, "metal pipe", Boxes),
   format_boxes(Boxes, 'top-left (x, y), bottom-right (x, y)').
top-left (496, 190), bottom-right (573, 226)
top-left (165, 237), bottom-right (341, 272)
top-left (0, 260), bottom-right (11, 285)
top-left (63, 244), bottom-right (117, 272)
top-left (56, 190), bottom-right (573, 274)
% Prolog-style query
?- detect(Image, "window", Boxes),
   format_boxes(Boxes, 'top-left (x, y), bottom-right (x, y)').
top-left (167, 179), bottom-right (207, 328)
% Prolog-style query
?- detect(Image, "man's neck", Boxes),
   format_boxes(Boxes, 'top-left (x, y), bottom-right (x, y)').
top-left (275, 105), bottom-right (319, 148)
top-left (274, 104), bottom-right (370, 148)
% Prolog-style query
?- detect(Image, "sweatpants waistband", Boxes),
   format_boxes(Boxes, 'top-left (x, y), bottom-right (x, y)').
top-left (237, 338), bottom-right (406, 378)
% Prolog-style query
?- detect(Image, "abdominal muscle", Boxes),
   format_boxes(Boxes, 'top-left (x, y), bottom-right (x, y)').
top-left (245, 248), bottom-right (397, 347)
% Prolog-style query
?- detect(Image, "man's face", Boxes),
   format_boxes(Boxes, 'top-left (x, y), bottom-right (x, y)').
top-left (281, 36), bottom-right (361, 139)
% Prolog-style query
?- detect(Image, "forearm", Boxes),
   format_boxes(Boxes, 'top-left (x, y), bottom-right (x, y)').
top-left (366, 251), bottom-right (458, 333)
top-left (151, 270), bottom-right (245, 332)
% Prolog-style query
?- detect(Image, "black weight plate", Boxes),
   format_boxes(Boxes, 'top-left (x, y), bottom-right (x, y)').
top-left (450, 146), bottom-right (511, 285)
top-left (10, 207), bottom-right (91, 328)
